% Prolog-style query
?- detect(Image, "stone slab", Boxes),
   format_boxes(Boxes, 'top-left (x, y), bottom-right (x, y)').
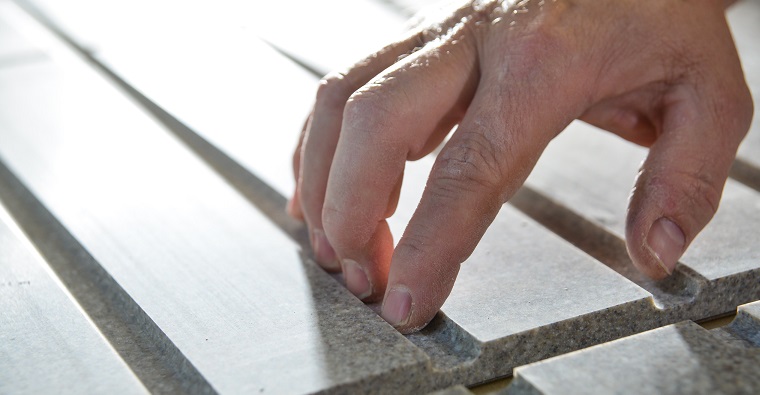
top-left (391, 0), bottom-right (449, 15)
top-left (0, 5), bottom-right (432, 393)
top-left (406, 202), bottom-right (658, 387)
top-left (27, 1), bottom-right (685, 389)
top-left (523, 121), bottom-right (760, 308)
top-left (387, 159), bottom-right (659, 387)
top-left (18, 0), bottom-right (322, 198)
top-left (6, 0), bottom-right (760, 393)
top-left (428, 385), bottom-right (475, 395)
top-left (0, 202), bottom-right (148, 394)
top-left (1, 3), bottom-right (668, 392)
top-left (22, 0), bottom-right (406, 74)
top-left (507, 301), bottom-right (760, 395)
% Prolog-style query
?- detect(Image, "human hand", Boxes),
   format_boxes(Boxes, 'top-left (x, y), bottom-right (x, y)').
top-left (289, 0), bottom-right (753, 333)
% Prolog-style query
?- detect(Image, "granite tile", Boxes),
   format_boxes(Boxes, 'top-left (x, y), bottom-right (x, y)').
top-left (428, 385), bottom-right (475, 395)
top-left (506, 301), bottom-right (760, 395)
top-left (399, 177), bottom-right (657, 387)
top-left (0, 202), bottom-right (148, 394)
top-left (522, 121), bottom-right (760, 317)
top-left (711, 301), bottom-right (760, 349)
top-left (0, 9), bottom-right (432, 394)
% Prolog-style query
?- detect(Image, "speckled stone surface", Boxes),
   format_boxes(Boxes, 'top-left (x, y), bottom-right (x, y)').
top-left (506, 301), bottom-right (760, 395)
top-left (427, 385), bottom-right (475, 395)
top-left (0, 203), bottom-right (148, 394)
top-left (402, 201), bottom-right (658, 388)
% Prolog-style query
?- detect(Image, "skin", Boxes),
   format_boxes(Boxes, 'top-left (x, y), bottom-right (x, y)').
top-left (289, 0), bottom-right (754, 333)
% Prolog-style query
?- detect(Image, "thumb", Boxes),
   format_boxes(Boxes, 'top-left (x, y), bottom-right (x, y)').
top-left (626, 84), bottom-right (752, 279)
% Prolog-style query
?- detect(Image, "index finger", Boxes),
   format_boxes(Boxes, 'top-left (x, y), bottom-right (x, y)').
top-left (322, 28), bottom-right (479, 302)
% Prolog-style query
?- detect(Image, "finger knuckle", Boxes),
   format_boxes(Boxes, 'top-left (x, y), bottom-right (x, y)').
top-left (397, 221), bottom-right (437, 260)
top-left (709, 81), bottom-right (755, 142)
top-left (342, 87), bottom-right (400, 139)
top-left (321, 204), bottom-right (364, 250)
top-left (315, 72), bottom-right (355, 109)
top-left (676, 169), bottom-right (723, 220)
top-left (431, 132), bottom-right (505, 200)
top-left (651, 166), bottom-right (723, 226)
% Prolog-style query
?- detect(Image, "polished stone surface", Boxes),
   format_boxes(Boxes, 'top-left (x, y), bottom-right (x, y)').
top-left (0, 1), bottom-right (41, 61)
top-left (525, 121), bottom-right (760, 280)
top-left (507, 302), bottom-right (760, 395)
top-left (405, 200), bottom-right (657, 386)
top-left (21, 0), bottom-right (406, 74)
top-left (0, 7), bottom-right (662, 392)
top-left (0, 10), bottom-right (430, 394)
top-left (0, 203), bottom-right (148, 394)
top-left (522, 120), bottom-right (760, 313)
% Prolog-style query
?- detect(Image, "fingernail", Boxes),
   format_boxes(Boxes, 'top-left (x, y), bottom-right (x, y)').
top-left (342, 259), bottom-right (371, 299)
top-left (646, 217), bottom-right (685, 275)
top-left (312, 229), bottom-right (338, 270)
top-left (382, 287), bottom-right (412, 326)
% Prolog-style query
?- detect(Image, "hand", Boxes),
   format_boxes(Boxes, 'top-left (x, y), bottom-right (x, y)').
top-left (289, 0), bottom-right (753, 333)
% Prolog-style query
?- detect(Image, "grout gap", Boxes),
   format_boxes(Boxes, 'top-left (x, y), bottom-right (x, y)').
top-left (259, 38), bottom-right (327, 78)
top-left (729, 158), bottom-right (760, 193)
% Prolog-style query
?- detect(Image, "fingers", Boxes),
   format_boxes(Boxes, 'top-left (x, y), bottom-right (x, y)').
top-left (579, 90), bottom-right (661, 148)
top-left (295, 31), bottom-right (427, 270)
top-left (322, 27), bottom-right (480, 302)
top-left (625, 79), bottom-right (753, 279)
top-left (369, 29), bottom-right (597, 330)
top-left (287, 113), bottom-right (311, 221)
top-left (381, 74), bottom-right (585, 331)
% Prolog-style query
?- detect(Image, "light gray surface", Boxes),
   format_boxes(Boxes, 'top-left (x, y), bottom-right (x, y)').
top-left (16, 0), bottom-right (318, 197)
top-left (729, 0), bottom-right (760, 170)
top-left (526, 123), bottom-right (760, 282)
top-left (391, 0), bottom-right (451, 15)
top-left (521, 122), bottom-right (760, 330)
top-left (400, 178), bottom-right (658, 385)
top-left (0, 0), bottom-right (41, 61)
top-left (0, 203), bottom-right (148, 395)
top-left (20, 0), bottom-right (407, 74)
top-left (448, 206), bottom-right (650, 341)
top-left (507, 301), bottom-right (760, 395)
top-left (0, 10), bottom-right (431, 394)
